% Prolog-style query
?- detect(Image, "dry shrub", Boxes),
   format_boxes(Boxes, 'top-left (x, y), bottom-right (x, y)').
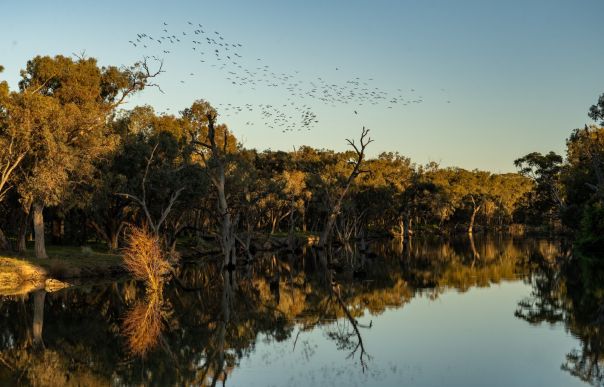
top-left (122, 292), bottom-right (163, 357)
top-left (123, 227), bottom-right (170, 291)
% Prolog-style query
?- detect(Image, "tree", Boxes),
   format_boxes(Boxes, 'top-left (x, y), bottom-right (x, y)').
top-left (13, 55), bottom-right (161, 258)
top-left (588, 93), bottom-right (604, 125)
top-left (319, 127), bottom-right (372, 248)
top-left (183, 100), bottom-right (239, 267)
top-left (514, 151), bottom-right (564, 229)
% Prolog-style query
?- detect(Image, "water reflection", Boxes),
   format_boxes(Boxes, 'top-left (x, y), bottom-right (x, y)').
top-left (0, 236), bottom-right (600, 386)
top-left (516, 248), bottom-right (604, 386)
top-left (122, 287), bottom-right (167, 357)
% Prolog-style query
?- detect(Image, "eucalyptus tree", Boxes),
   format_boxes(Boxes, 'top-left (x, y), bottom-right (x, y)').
top-left (12, 55), bottom-right (162, 258)
top-left (514, 151), bottom-right (565, 229)
top-left (183, 100), bottom-right (239, 267)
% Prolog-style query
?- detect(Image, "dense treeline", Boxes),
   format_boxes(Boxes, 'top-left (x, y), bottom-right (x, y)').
top-left (0, 54), bottom-right (602, 260)
top-left (0, 56), bottom-right (534, 259)
top-left (514, 101), bottom-right (604, 254)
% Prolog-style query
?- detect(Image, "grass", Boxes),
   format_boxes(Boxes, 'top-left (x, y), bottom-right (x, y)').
top-left (0, 245), bottom-right (125, 282)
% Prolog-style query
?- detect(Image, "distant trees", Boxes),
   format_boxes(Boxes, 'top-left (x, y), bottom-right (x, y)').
top-left (514, 151), bottom-right (565, 228)
top-left (0, 53), bottom-right (554, 260)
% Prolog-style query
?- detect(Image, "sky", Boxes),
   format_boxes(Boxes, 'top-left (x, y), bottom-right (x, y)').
top-left (1, 0), bottom-right (603, 172)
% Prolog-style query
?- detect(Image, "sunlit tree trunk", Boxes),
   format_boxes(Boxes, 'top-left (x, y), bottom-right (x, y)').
top-left (404, 212), bottom-right (413, 239)
top-left (32, 201), bottom-right (47, 259)
top-left (396, 216), bottom-right (405, 237)
top-left (288, 198), bottom-right (296, 250)
top-left (468, 201), bottom-right (481, 234)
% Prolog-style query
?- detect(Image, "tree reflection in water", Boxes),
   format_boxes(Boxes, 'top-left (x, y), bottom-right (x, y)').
top-left (515, 246), bottom-right (604, 386)
top-left (0, 236), bottom-right (601, 385)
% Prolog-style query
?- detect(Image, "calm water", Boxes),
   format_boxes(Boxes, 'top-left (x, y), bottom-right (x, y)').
top-left (0, 236), bottom-right (602, 386)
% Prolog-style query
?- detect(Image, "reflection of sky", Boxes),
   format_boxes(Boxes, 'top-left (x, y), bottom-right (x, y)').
top-left (229, 281), bottom-right (582, 387)
top-left (2, 1), bottom-right (604, 171)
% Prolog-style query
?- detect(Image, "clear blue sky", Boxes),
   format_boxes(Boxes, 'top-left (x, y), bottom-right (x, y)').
top-left (2, 0), bottom-right (603, 172)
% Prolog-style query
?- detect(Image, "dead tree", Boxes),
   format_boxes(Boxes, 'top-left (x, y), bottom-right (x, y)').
top-left (319, 127), bottom-right (373, 248)
top-left (189, 112), bottom-right (237, 268)
top-left (118, 144), bottom-right (185, 241)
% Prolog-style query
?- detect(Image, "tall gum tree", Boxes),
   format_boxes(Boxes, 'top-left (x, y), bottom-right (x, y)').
top-left (14, 55), bottom-right (162, 258)
top-left (183, 100), bottom-right (239, 267)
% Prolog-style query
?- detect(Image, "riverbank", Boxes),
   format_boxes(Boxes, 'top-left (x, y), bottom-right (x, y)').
top-left (0, 247), bottom-right (125, 295)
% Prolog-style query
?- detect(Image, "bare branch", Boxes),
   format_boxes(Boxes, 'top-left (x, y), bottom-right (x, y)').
top-left (156, 187), bottom-right (186, 231)
top-left (331, 279), bottom-right (372, 372)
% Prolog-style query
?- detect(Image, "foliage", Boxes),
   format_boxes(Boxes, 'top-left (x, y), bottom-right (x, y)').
top-left (123, 227), bottom-right (170, 291)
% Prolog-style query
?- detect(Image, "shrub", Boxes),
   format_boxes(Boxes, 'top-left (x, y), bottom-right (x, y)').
top-left (123, 227), bottom-right (170, 291)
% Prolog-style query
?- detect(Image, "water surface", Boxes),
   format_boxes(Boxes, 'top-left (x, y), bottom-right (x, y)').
top-left (0, 236), bottom-right (601, 386)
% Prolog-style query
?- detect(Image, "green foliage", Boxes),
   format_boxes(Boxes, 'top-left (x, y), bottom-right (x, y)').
top-left (0, 53), bottom-right (559, 256)
top-left (575, 201), bottom-right (604, 254)
top-left (589, 93), bottom-right (604, 125)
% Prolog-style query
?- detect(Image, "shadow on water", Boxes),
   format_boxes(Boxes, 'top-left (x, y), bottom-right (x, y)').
top-left (0, 235), bottom-right (601, 385)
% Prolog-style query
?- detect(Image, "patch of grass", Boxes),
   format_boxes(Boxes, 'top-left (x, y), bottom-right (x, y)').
top-left (0, 245), bottom-right (124, 279)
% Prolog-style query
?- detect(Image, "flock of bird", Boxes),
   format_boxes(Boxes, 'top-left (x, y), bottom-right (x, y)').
top-left (128, 21), bottom-right (449, 133)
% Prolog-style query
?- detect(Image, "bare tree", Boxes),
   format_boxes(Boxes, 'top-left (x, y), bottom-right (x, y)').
top-left (319, 127), bottom-right (373, 248)
top-left (118, 144), bottom-right (185, 239)
top-left (186, 105), bottom-right (238, 268)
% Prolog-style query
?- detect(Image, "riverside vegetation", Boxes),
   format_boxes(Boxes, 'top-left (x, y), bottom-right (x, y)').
top-left (0, 55), bottom-right (603, 386)
top-left (0, 56), bottom-right (602, 264)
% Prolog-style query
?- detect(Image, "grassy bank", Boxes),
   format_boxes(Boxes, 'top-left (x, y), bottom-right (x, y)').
top-left (0, 246), bottom-right (125, 296)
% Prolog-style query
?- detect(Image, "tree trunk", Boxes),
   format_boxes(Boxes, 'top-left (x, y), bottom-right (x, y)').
top-left (468, 205), bottom-right (480, 234)
top-left (404, 213), bottom-right (413, 239)
top-left (0, 227), bottom-right (9, 251)
top-left (51, 218), bottom-right (64, 244)
top-left (217, 169), bottom-right (236, 267)
top-left (110, 232), bottom-right (119, 251)
top-left (288, 198), bottom-right (296, 250)
top-left (319, 206), bottom-right (340, 248)
top-left (17, 207), bottom-right (30, 253)
top-left (32, 202), bottom-right (48, 259)
top-left (396, 217), bottom-right (405, 237)
top-left (270, 215), bottom-right (278, 235)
